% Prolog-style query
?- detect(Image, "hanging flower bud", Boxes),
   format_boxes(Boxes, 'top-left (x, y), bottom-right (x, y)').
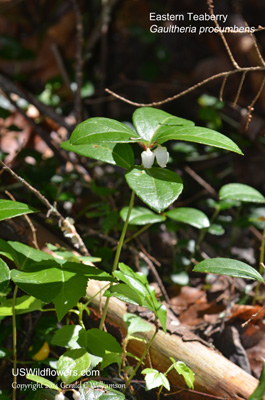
top-left (55, 392), bottom-right (65, 400)
top-left (154, 146), bottom-right (169, 168)
top-left (141, 148), bottom-right (155, 168)
top-left (72, 391), bottom-right (81, 400)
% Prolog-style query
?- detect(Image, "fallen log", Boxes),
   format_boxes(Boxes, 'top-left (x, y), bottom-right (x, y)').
top-left (86, 280), bottom-right (259, 400)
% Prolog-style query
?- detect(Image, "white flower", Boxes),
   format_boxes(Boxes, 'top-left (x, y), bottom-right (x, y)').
top-left (55, 392), bottom-right (65, 400)
top-left (154, 146), bottom-right (169, 168)
top-left (141, 148), bottom-right (155, 168)
top-left (72, 391), bottom-right (81, 400)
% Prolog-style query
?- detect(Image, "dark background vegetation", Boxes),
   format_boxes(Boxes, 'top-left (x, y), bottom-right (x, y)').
top-left (0, 0), bottom-right (265, 397)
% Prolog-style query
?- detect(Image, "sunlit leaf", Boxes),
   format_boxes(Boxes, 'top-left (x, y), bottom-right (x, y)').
top-left (133, 107), bottom-right (193, 143)
top-left (57, 349), bottom-right (91, 384)
top-left (120, 206), bottom-right (166, 225)
top-left (193, 258), bottom-right (264, 282)
top-left (61, 142), bottom-right (134, 169)
top-left (166, 207), bottom-right (210, 229)
top-left (0, 199), bottom-right (37, 221)
top-left (219, 184), bottom-right (265, 203)
top-left (126, 167), bottom-right (183, 212)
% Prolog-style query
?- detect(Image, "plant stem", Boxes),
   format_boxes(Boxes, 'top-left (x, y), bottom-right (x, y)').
top-left (253, 225), bottom-right (265, 304)
top-left (124, 326), bottom-right (158, 391)
top-left (99, 190), bottom-right (135, 330)
top-left (12, 285), bottom-right (18, 400)
top-left (120, 224), bottom-right (151, 248)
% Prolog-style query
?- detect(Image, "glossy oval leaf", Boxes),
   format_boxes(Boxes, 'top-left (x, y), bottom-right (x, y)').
top-left (124, 313), bottom-right (152, 335)
top-left (193, 258), bottom-right (264, 282)
top-left (68, 118), bottom-right (140, 145)
top-left (61, 141), bottom-right (134, 169)
top-left (51, 325), bottom-right (84, 349)
top-left (133, 107), bottom-right (194, 143)
top-left (26, 374), bottom-right (59, 390)
top-left (166, 207), bottom-right (210, 229)
top-left (0, 258), bottom-right (10, 292)
top-left (142, 368), bottom-right (170, 391)
top-left (0, 295), bottom-right (44, 316)
top-left (85, 328), bottom-right (122, 357)
top-left (0, 199), bottom-right (37, 221)
top-left (219, 183), bottom-right (265, 203)
top-left (170, 358), bottom-right (195, 389)
top-left (57, 348), bottom-right (91, 384)
top-left (125, 167), bottom-right (183, 212)
top-left (120, 206), bottom-right (166, 225)
top-left (80, 381), bottom-right (125, 400)
top-left (152, 125), bottom-right (243, 154)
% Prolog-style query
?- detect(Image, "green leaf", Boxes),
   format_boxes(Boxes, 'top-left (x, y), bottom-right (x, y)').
top-left (67, 118), bottom-right (140, 145)
top-left (105, 283), bottom-right (144, 306)
top-left (85, 328), bottom-right (122, 356)
top-left (132, 107), bottom-right (194, 143)
top-left (166, 207), bottom-right (210, 229)
top-left (0, 295), bottom-right (44, 316)
top-left (0, 258), bottom-right (10, 292)
top-left (120, 206), bottom-right (166, 225)
top-left (57, 349), bottom-right (91, 384)
top-left (80, 380), bottom-right (125, 400)
top-left (123, 313), bottom-right (152, 335)
top-left (26, 374), bottom-right (59, 390)
top-left (249, 360), bottom-right (265, 400)
top-left (0, 239), bottom-right (54, 270)
top-left (208, 223), bottom-right (225, 236)
top-left (11, 260), bottom-right (112, 321)
top-left (109, 263), bottom-right (167, 331)
top-left (61, 142), bottom-right (134, 169)
top-left (51, 325), bottom-right (84, 349)
top-left (0, 200), bottom-right (37, 221)
top-left (142, 368), bottom-right (170, 391)
top-left (219, 183), bottom-right (265, 203)
top-left (170, 358), bottom-right (194, 389)
top-left (193, 258), bottom-right (264, 282)
top-left (151, 125), bottom-right (243, 155)
top-left (126, 167), bottom-right (183, 212)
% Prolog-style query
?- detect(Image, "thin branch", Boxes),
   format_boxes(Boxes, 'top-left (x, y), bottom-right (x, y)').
top-left (105, 66), bottom-right (265, 107)
top-left (245, 22), bottom-right (265, 67)
top-left (219, 75), bottom-right (228, 102)
top-left (241, 305), bottom-right (265, 327)
top-left (0, 73), bottom-right (71, 131)
top-left (207, 0), bottom-right (240, 69)
top-left (245, 76), bottom-right (265, 130)
top-left (0, 161), bottom-right (90, 256)
top-left (184, 166), bottom-right (219, 199)
top-left (4, 190), bottom-right (39, 249)
top-left (233, 71), bottom-right (247, 107)
top-left (51, 43), bottom-right (72, 92)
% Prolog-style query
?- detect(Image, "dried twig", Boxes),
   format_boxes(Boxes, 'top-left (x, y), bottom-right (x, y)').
top-left (0, 161), bottom-right (90, 256)
top-left (4, 190), bottom-right (39, 249)
top-left (219, 75), bottom-right (228, 102)
top-left (233, 71), bottom-right (247, 107)
top-left (184, 166), bottom-right (219, 199)
top-left (105, 66), bottom-right (265, 107)
top-left (241, 305), bottom-right (265, 327)
top-left (51, 43), bottom-right (72, 92)
top-left (207, 0), bottom-right (240, 69)
top-left (245, 22), bottom-right (265, 67)
top-left (245, 76), bottom-right (265, 130)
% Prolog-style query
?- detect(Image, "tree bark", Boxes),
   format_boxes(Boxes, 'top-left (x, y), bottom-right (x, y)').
top-left (86, 280), bottom-right (259, 400)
